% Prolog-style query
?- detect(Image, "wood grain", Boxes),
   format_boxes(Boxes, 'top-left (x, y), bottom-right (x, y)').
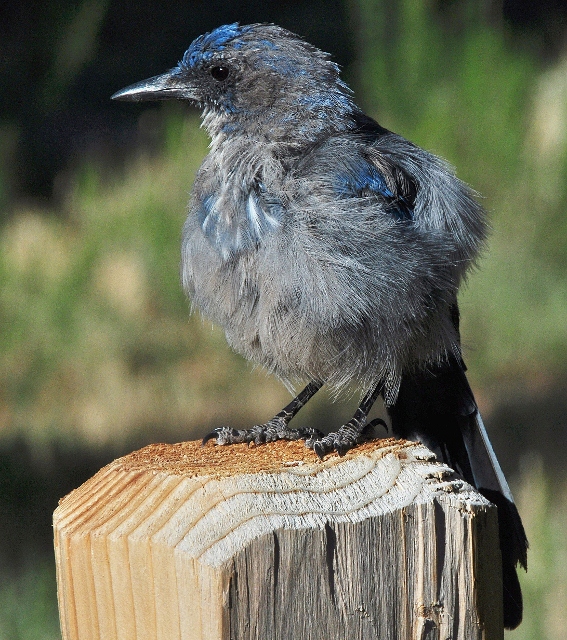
top-left (53, 438), bottom-right (503, 640)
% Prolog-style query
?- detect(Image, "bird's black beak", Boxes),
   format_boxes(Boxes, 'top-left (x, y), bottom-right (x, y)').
top-left (111, 68), bottom-right (198, 102)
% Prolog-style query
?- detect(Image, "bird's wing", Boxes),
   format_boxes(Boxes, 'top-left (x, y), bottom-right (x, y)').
top-left (332, 153), bottom-right (415, 220)
top-left (296, 127), bottom-right (418, 222)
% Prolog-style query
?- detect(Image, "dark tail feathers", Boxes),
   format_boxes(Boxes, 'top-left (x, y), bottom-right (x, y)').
top-left (387, 357), bottom-right (528, 629)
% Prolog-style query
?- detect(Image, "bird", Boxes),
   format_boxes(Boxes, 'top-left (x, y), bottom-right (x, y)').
top-left (112, 22), bottom-right (527, 628)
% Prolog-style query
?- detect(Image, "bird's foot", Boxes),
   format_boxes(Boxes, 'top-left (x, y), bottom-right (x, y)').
top-left (307, 418), bottom-right (387, 459)
top-left (202, 416), bottom-right (324, 447)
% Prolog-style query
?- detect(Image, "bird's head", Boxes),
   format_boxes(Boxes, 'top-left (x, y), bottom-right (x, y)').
top-left (112, 23), bottom-right (357, 141)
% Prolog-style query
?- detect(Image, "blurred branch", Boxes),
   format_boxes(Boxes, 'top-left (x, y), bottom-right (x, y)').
top-left (42, 0), bottom-right (110, 108)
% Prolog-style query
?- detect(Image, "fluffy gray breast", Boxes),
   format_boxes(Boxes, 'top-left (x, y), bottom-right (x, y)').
top-left (181, 135), bottom-right (470, 393)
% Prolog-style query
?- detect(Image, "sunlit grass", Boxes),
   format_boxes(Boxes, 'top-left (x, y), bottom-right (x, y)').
top-left (0, 562), bottom-right (60, 640)
top-left (506, 461), bottom-right (567, 639)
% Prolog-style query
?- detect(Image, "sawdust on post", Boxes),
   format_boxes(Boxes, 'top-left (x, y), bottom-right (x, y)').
top-left (115, 437), bottom-right (415, 479)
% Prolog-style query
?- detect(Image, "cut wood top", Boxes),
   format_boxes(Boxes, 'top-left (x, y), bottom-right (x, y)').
top-left (55, 438), bottom-right (491, 569)
top-left (115, 437), bottom-right (420, 477)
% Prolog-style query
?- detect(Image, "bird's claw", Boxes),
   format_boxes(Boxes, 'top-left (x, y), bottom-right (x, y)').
top-left (202, 426), bottom-right (252, 446)
top-left (307, 418), bottom-right (387, 459)
top-left (202, 421), bottom-right (325, 447)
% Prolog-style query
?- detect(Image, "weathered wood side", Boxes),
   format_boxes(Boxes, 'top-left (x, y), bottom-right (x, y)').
top-left (53, 438), bottom-right (504, 640)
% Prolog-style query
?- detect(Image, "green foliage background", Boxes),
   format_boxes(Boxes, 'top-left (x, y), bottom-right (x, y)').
top-left (1, 1), bottom-right (567, 637)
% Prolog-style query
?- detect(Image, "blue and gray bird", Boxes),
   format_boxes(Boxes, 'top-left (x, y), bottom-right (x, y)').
top-left (112, 22), bottom-right (527, 628)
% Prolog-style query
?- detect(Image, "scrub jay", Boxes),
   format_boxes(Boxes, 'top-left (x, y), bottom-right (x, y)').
top-left (112, 23), bottom-right (527, 628)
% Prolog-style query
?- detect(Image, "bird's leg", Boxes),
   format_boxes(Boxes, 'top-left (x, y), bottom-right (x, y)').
top-left (202, 380), bottom-right (324, 446)
top-left (309, 383), bottom-right (386, 458)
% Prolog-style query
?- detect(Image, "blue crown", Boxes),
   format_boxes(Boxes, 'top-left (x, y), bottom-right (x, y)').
top-left (181, 23), bottom-right (251, 68)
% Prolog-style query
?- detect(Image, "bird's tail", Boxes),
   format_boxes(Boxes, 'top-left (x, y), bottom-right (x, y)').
top-left (387, 358), bottom-right (528, 629)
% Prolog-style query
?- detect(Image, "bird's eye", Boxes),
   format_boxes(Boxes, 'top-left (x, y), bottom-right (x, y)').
top-left (210, 66), bottom-right (230, 81)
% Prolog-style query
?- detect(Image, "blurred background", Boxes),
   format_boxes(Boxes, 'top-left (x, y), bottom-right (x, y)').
top-left (1, 0), bottom-right (566, 637)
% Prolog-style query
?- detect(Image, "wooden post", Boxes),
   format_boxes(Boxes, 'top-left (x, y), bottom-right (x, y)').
top-left (53, 438), bottom-right (503, 640)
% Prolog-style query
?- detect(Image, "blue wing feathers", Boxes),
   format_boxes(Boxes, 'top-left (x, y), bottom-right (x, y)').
top-left (333, 157), bottom-right (414, 221)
